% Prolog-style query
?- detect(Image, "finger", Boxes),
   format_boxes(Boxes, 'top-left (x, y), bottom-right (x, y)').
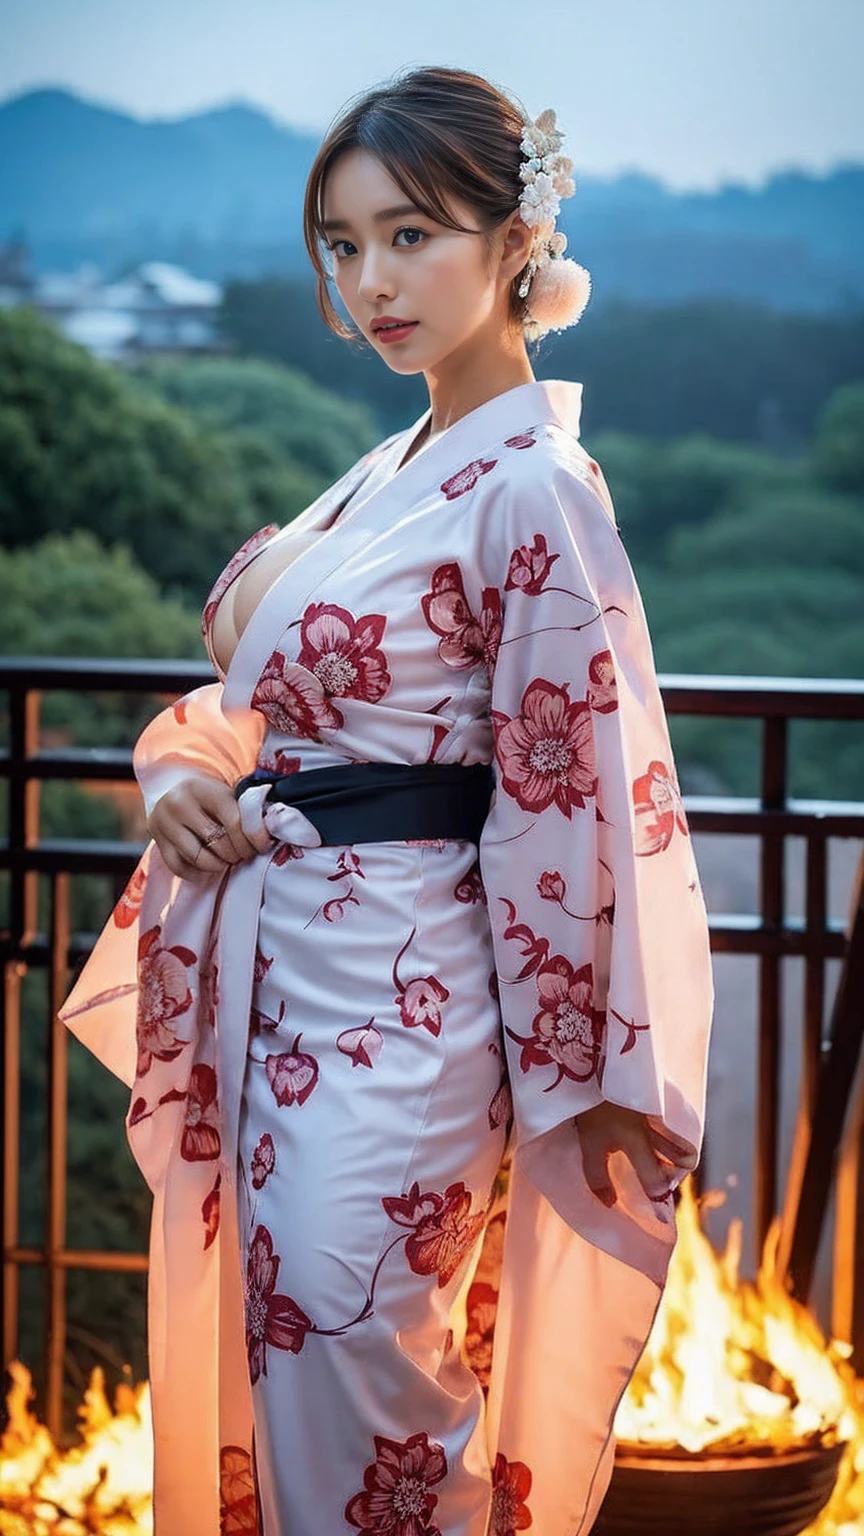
top-left (646, 1124), bottom-right (699, 1169)
top-left (176, 828), bottom-right (229, 876)
top-left (156, 841), bottom-right (214, 885)
top-left (628, 1136), bottom-right (673, 1202)
top-left (193, 784), bottom-right (260, 862)
top-left (579, 1131), bottom-right (616, 1208)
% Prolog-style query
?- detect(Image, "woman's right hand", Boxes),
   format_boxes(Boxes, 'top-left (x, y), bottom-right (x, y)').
top-left (146, 773), bottom-right (264, 883)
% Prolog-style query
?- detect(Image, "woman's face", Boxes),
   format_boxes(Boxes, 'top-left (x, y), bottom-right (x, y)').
top-left (320, 148), bottom-right (529, 374)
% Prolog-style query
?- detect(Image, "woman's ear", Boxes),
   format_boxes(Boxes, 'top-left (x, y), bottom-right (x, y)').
top-left (500, 209), bottom-right (534, 282)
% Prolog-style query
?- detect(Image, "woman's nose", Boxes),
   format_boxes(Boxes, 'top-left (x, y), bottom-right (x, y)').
top-left (357, 246), bottom-right (397, 301)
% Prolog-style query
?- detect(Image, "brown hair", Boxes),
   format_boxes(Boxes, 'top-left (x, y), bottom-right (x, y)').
top-left (302, 64), bottom-right (534, 344)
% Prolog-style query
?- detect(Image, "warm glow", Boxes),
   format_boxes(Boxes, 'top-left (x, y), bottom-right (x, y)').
top-left (4, 1182), bottom-right (864, 1532)
top-left (615, 1180), bottom-right (864, 1534)
top-left (0, 1359), bottom-right (153, 1533)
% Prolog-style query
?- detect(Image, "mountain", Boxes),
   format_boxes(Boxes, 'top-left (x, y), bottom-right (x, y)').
top-left (2, 87), bottom-right (862, 311)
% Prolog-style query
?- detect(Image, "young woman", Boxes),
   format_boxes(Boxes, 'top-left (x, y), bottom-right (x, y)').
top-left (61, 64), bottom-right (713, 1536)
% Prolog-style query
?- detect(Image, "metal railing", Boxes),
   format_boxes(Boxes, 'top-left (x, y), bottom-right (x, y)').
top-left (2, 657), bottom-right (864, 1437)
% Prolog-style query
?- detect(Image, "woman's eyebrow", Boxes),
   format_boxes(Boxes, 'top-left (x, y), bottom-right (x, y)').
top-left (321, 203), bottom-right (425, 233)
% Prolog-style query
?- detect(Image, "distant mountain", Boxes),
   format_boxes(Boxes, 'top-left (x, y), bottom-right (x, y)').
top-left (2, 87), bottom-right (862, 312)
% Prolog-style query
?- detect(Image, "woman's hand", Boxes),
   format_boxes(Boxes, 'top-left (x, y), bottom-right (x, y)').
top-left (146, 773), bottom-right (263, 883)
top-left (574, 1101), bottom-right (699, 1208)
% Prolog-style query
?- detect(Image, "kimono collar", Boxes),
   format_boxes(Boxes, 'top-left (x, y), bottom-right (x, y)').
top-left (398, 378), bottom-right (583, 473)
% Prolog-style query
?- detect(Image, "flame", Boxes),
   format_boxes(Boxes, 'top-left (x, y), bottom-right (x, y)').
top-left (615, 1179), bottom-right (864, 1533)
top-left (3, 1180), bottom-right (864, 1532)
top-left (0, 1360), bottom-right (153, 1533)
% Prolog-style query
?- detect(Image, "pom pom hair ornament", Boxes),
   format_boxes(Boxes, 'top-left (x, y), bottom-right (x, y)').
top-left (516, 107), bottom-right (592, 342)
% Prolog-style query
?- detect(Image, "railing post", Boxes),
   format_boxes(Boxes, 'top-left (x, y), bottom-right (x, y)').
top-left (756, 714), bottom-right (787, 1250)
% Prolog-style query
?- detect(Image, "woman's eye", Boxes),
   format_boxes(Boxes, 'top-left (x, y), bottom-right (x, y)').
top-left (394, 227), bottom-right (427, 247)
top-left (328, 239), bottom-right (356, 260)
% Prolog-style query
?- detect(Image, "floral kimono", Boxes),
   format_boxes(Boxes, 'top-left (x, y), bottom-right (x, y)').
top-left (59, 377), bottom-right (714, 1536)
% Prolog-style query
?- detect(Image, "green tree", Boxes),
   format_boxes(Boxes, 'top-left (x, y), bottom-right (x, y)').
top-left (810, 380), bottom-right (864, 494)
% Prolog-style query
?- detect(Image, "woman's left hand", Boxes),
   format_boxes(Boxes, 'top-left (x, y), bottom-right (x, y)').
top-left (574, 1101), bottom-right (699, 1208)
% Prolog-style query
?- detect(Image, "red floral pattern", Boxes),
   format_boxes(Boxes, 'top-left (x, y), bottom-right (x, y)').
top-left (506, 956), bottom-right (605, 1089)
top-left (258, 747), bottom-right (302, 776)
top-left (297, 602), bottom-right (391, 703)
top-left (250, 1132), bottom-right (276, 1189)
top-left (252, 651), bottom-right (344, 739)
top-left (393, 928), bottom-right (450, 1037)
top-left (135, 924), bottom-right (196, 1076)
top-left (180, 1063), bottom-right (221, 1161)
top-left (503, 430), bottom-right (537, 450)
top-left (585, 649), bottom-right (618, 713)
top-left (504, 532), bottom-right (560, 596)
top-left (440, 457), bottom-right (497, 501)
top-left (113, 866), bottom-right (146, 929)
top-left (219, 1443), bottom-right (259, 1534)
top-left (489, 1454), bottom-right (533, 1533)
top-left (337, 1021), bottom-right (384, 1068)
top-left (633, 759), bottom-right (690, 855)
top-left (492, 679), bottom-right (597, 818)
top-left (344, 1430), bottom-right (448, 1535)
top-left (202, 1172), bottom-right (221, 1250)
top-left (421, 562), bottom-right (502, 675)
top-left (454, 861), bottom-right (487, 905)
top-left (464, 1210), bottom-right (506, 1391)
top-left (265, 1034), bottom-right (319, 1107)
top-left (382, 1180), bottom-right (486, 1287)
top-left (244, 1223), bottom-right (313, 1383)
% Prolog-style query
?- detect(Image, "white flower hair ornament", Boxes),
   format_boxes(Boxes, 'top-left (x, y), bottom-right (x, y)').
top-left (517, 108), bottom-right (591, 341)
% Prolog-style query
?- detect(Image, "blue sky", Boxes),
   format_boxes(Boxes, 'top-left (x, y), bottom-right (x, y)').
top-left (2, 0), bottom-right (862, 191)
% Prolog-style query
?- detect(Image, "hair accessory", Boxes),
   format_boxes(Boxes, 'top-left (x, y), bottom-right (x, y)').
top-left (516, 107), bottom-right (592, 340)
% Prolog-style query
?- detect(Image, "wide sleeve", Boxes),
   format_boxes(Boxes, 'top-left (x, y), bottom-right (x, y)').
top-left (133, 681), bottom-right (267, 819)
top-left (478, 454), bottom-right (714, 1277)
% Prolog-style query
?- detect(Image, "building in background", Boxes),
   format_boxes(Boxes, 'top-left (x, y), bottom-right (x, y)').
top-left (0, 241), bottom-right (226, 362)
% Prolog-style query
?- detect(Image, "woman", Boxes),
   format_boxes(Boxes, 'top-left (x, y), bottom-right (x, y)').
top-left (61, 64), bottom-right (714, 1536)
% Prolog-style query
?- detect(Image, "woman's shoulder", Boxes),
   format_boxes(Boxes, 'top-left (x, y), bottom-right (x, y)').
top-left (472, 421), bottom-right (620, 545)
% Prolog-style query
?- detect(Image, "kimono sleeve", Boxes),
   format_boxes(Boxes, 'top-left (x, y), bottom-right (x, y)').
top-left (133, 681), bottom-right (266, 819)
top-left (478, 457), bottom-right (714, 1274)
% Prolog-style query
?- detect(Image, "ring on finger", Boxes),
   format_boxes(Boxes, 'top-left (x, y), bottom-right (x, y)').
top-left (201, 823), bottom-right (228, 848)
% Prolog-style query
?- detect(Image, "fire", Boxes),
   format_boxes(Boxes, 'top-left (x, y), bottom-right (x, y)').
top-left (615, 1179), bottom-right (864, 1534)
top-left (3, 1180), bottom-right (864, 1532)
top-left (0, 1360), bottom-right (153, 1533)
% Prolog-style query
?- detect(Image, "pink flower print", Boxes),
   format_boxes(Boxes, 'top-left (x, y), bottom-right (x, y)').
top-left (253, 942), bottom-right (274, 985)
top-left (487, 1041), bottom-right (512, 1132)
top-left (633, 759), bottom-right (689, 855)
top-left (258, 747), bottom-right (302, 776)
top-left (586, 649), bottom-right (618, 714)
top-left (252, 650), bottom-right (344, 739)
top-left (454, 861), bottom-right (487, 905)
top-left (440, 456), bottom-right (497, 501)
top-left (536, 870), bottom-right (566, 904)
top-left (421, 562), bottom-right (502, 674)
top-left (250, 1131), bottom-right (276, 1189)
top-left (337, 1021), bottom-right (384, 1069)
top-left (201, 523), bottom-right (279, 643)
top-left (297, 602), bottom-right (391, 703)
top-left (504, 532), bottom-right (560, 596)
top-left (272, 842), bottom-right (305, 866)
top-left (265, 1034), bottom-right (319, 1107)
top-left (135, 925), bottom-right (196, 1076)
top-left (490, 1454), bottom-right (533, 1534)
top-left (244, 1223), bottom-right (313, 1384)
top-left (464, 1280), bottom-right (498, 1391)
top-left (498, 899), bottom-right (550, 981)
top-left (202, 1172), bottom-right (221, 1251)
top-left (503, 430), bottom-right (537, 450)
top-left (180, 1063), bottom-right (221, 1161)
top-left (506, 957), bottom-right (605, 1088)
top-left (344, 1430), bottom-right (447, 1535)
top-left (219, 1444), bottom-right (259, 1535)
top-left (113, 865), bottom-right (146, 929)
top-left (250, 997), bottom-right (286, 1037)
top-left (383, 1180), bottom-right (486, 1288)
top-left (392, 927), bottom-right (450, 1037)
top-left (492, 679), bottom-right (597, 818)
top-left (398, 977), bottom-right (450, 1037)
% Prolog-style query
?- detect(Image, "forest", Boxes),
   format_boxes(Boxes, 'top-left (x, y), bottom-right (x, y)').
top-left (1, 291), bottom-right (862, 1407)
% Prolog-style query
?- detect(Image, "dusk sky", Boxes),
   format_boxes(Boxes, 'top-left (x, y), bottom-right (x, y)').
top-left (2, 0), bottom-right (862, 191)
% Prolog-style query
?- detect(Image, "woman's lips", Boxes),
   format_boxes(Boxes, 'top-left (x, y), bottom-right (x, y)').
top-left (374, 322), bottom-right (419, 344)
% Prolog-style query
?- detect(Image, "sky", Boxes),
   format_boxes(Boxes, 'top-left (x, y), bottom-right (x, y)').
top-left (1, 0), bottom-right (862, 192)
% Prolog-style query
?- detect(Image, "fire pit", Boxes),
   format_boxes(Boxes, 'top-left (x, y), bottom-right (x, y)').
top-left (591, 1182), bottom-right (858, 1536)
top-left (594, 1441), bottom-right (847, 1536)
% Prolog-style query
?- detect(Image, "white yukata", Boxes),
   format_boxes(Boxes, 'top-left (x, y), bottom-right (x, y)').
top-left (59, 377), bottom-right (714, 1536)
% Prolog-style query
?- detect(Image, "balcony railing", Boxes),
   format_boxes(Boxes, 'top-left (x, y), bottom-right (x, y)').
top-left (2, 656), bottom-right (864, 1439)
